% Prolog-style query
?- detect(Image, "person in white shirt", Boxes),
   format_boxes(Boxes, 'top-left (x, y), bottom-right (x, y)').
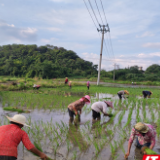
top-left (91, 101), bottom-right (114, 122)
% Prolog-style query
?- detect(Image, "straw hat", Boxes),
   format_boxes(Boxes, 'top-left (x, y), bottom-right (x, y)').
top-left (6, 114), bottom-right (30, 127)
top-left (134, 122), bottom-right (149, 133)
top-left (124, 90), bottom-right (129, 95)
top-left (104, 101), bottom-right (114, 109)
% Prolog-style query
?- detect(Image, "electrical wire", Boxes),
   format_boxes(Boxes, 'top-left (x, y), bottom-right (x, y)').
top-left (83, 0), bottom-right (98, 29)
top-left (94, 0), bottom-right (104, 25)
top-left (88, 0), bottom-right (100, 25)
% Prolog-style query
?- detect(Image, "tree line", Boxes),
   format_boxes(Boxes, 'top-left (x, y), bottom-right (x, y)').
top-left (101, 64), bottom-right (160, 81)
top-left (0, 44), bottom-right (98, 78)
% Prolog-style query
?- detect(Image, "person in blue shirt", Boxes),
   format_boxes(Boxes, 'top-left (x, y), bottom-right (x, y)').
top-left (142, 91), bottom-right (152, 98)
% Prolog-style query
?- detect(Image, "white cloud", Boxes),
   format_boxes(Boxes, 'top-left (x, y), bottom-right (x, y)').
top-left (142, 42), bottom-right (160, 49)
top-left (136, 31), bottom-right (154, 38)
top-left (1, 4), bottom-right (4, 6)
top-left (0, 20), bottom-right (37, 43)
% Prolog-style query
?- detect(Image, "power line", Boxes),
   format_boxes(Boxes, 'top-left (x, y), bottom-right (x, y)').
top-left (88, 0), bottom-right (100, 25)
top-left (82, 0), bottom-right (110, 59)
top-left (99, 0), bottom-right (115, 59)
top-left (83, 0), bottom-right (98, 29)
top-left (99, 0), bottom-right (108, 24)
top-left (94, 0), bottom-right (104, 24)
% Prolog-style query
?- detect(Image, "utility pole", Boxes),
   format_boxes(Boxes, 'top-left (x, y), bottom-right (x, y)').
top-left (97, 24), bottom-right (110, 85)
top-left (113, 63), bottom-right (119, 81)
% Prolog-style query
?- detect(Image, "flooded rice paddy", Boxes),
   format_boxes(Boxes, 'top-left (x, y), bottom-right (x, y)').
top-left (0, 90), bottom-right (160, 160)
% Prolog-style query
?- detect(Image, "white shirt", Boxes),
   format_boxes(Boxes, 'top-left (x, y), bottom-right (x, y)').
top-left (91, 101), bottom-right (108, 113)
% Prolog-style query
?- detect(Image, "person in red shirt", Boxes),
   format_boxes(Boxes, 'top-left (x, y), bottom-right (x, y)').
top-left (0, 114), bottom-right (48, 160)
top-left (65, 77), bottom-right (68, 84)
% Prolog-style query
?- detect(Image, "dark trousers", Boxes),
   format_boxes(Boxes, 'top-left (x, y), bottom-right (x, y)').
top-left (136, 137), bottom-right (151, 148)
top-left (142, 91), bottom-right (148, 98)
top-left (87, 86), bottom-right (89, 90)
top-left (0, 156), bottom-right (17, 160)
top-left (92, 110), bottom-right (101, 120)
top-left (117, 93), bottom-right (122, 100)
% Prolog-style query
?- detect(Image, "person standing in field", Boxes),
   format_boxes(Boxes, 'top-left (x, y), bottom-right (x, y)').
top-left (65, 77), bottom-right (68, 84)
top-left (117, 90), bottom-right (129, 100)
top-left (142, 91), bottom-right (152, 98)
top-left (87, 81), bottom-right (90, 90)
top-left (91, 101), bottom-right (114, 122)
top-left (125, 122), bottom-right (156, 159)
top-left (69, 81), bottom-right (72, 89)
top-left (68, 95), bottom-right (90, 123)
top-left (0, 114), bottom-right (48, 160)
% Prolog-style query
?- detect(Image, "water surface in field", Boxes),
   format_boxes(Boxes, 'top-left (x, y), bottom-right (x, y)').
top-left (0, 93), bottom-right (160, 160)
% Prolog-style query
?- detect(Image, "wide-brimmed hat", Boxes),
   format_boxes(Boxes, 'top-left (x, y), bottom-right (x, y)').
top-left (80, 95), bottom-right (91, 104)
top-left (134, 122), bottom-right (149, 133)
top-left (104, 101), bottom-right (114, 109)
top-left (124, 90), bottom-right (129, 95)
top-left (6, 114), bottom-right (30, 127)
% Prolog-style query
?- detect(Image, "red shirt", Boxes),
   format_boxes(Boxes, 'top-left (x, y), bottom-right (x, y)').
top-left (0, 124), bottom-right (34, 158)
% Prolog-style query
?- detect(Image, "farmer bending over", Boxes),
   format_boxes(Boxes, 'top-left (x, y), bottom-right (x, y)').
top-left (142, 91), bottom-right (152, 98)
top-left (33, 84), bottom-right (41, 90)
top-left (68, 95), bottom-right (90, 123)
top-left (0, 114), bottom-right (48, 160)
top-left (91, 101), bottom-right (113, 122)
top-left (117, 90), bottom-right (129, 100)
top-left (125, 122), bottom-right (156, 159)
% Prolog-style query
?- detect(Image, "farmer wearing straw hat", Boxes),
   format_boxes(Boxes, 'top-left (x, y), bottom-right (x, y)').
top-left (91, 101), bottom-right (114, 122)
top-left (68, 95), bottom-right (91, 123)
top-left (117, 90), bottom-right (129, 100)
top-left (142, 90), bottom-right (152, 98)
top-left (125, 122), bottom-right (156, 159)
top-left (0, 114), bottom-right (48, 160)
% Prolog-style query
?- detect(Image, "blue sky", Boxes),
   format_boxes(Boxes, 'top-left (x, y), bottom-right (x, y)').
top-left (0, 0), bottom-right (160, 70)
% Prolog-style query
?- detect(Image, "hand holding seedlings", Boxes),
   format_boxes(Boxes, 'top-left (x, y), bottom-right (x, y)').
top-left (125, 122), bottom-right (156, 159)
top-left (67, 95), bottom-right (90, 124)
top-left (0, 114), bottom-right (48, 160)
top-left (117, 90), bottom-right (129, 100)
top-left (91, 101), bottom-right (114, 122)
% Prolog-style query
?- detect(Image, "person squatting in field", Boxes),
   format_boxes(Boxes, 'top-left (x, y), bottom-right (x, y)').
top-left (142, 91), bottom-right (152, 98)
top-left (117, 90), bottom-right (129, 100)
top-left (125, 122), bottom-right (156, 159)
top-left (67, 95), bottom-right (90, 123)
top-left (91, 101), bottom-right (114, 122)
top-left (0, 114), bottom-right (48, 160)
top-left (87, 81), bottom-right (90, 90)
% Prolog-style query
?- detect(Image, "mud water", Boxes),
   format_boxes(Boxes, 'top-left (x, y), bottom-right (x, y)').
top-left (0, 93), bottom-right (160, 160)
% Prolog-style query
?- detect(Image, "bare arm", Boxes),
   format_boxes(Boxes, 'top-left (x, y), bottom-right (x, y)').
top-left (29, 147), bottom-right (48, 160)
top-left (125, 142), bottom-right (132, 158)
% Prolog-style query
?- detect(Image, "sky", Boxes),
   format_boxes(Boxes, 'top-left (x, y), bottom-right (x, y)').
top-left (0, 0), bottom-right (160, 71)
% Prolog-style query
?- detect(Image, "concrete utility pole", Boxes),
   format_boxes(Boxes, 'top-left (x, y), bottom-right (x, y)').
top-left (113, 63), bottom-right (119, 81)
top-left (97, 24), bottom-right (110, 85)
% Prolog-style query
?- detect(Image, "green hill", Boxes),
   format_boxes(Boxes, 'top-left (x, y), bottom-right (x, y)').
top-left (0, 44), bottom-right (98, 78)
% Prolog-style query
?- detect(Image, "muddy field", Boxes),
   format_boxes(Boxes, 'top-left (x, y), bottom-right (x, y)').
top-left (0, 90), bottom-right (160, 160)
